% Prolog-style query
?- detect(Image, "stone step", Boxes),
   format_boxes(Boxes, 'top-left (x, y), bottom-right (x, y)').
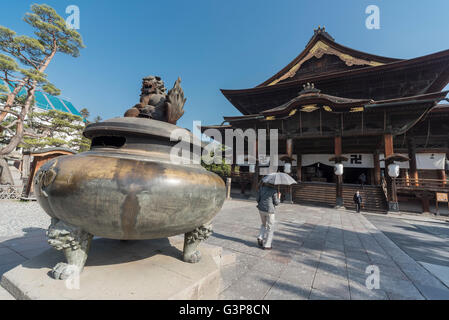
top-left (0, 284), bottom-right (15, 300)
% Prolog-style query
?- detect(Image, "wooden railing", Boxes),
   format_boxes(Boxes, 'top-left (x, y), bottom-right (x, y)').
top-left (395, 178), bottom-right (449, 192)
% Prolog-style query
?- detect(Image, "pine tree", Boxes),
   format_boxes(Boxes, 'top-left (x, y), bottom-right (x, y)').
top-left (79, 108), bottom-right (90, 122)
top-left (0, 4), bottom-right (85, 155)
top-left (21, 109), bottom-right (90, 152)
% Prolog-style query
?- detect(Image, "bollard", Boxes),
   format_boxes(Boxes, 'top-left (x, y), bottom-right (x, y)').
top-left (226, 177), bottom-right (232, 199)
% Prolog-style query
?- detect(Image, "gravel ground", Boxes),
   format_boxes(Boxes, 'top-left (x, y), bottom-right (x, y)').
top-left (0, 200), bottom-right (50, 238)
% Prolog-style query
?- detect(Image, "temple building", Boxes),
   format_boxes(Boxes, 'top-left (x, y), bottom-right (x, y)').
top-left (203, 27), bottom-right (449, 214)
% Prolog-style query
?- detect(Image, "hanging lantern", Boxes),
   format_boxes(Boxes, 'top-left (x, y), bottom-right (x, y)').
top-left (334, 163), bottom-right (343, 176)
top-left (249, 164), bottom-right (256, 173)
top-left (284, 163), bottom-right (291, 173)
top-left (388, 163), bottom-right (400, 178)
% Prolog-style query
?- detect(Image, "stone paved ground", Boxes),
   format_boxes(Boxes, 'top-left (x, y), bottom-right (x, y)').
top-left (0, 201), bottom-right (50, 237)
top-left (366, 214), bottom-right (449, 267)
top-left (208, 200), bottom-right (449, 300)
top-left (1, 199), bottom-right (449, 300)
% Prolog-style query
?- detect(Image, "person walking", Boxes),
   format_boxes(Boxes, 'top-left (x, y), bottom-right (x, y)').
top-left (256, 182), bottom-right (280, 250)
top-left (353, 190), bottom-right (362, 213)
top-left (358, 172), bottom-right (366, 188)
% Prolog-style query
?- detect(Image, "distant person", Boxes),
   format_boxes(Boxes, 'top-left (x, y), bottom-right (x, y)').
top-left (256, 182), bottom-right (281, 250)
top-left (353, 190), bottom-right (362, 213)
top-left (358, 172), bottom-right (367, 188)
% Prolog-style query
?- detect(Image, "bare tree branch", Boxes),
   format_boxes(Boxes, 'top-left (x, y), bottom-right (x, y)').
top-left (0, 108), bottom-right (20, 118)
top-left (3, 119), bottom-right (18, 129)
top-left (23, 129), bottom-right (47, 138)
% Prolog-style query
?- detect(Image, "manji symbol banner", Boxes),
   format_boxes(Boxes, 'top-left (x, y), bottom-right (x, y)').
top-left (301, 153), bottom-right (446, 170)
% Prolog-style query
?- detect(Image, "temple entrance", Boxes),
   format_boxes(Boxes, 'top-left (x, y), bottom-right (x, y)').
top-left (302, 163), bottom-right (334, 183)
top-left (343, 168), bottom-right (371, 185)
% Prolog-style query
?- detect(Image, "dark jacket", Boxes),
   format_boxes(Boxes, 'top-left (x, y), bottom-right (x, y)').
top-left (353, 193), bottom-right (362, 204)
top-left (257, 185), bottom-right (280, 213)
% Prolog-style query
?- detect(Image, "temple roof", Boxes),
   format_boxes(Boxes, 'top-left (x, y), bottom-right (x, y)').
top-left (260, 83), bottom-right (373, 115)
top-left (220, 28), bottom-right (449, 115)
top-left (258, 26), bottom-right (402, 87)
top-left (202, 90), bottom-right (448, 132)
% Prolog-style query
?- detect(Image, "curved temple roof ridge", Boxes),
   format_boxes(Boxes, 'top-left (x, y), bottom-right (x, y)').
top-left (259, 27), bottom-right (402, 88)
top-left (218, 89), bottom-right (448, 122)
top-left (219, 28), bottom-right (449, 116)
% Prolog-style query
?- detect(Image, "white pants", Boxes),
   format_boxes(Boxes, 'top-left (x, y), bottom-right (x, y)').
top-left (257, 210), bottom-right (275, 248)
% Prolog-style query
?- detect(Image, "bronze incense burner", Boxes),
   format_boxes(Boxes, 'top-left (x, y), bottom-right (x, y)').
top-left (34, 76), bottom-right (225, 279)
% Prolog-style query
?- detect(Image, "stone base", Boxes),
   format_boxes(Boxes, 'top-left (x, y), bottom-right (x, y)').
top-left (1, 237), bottom-right (227, 300)
top-left (335, 197), bottom-right (345, 209)
top-left (388, 201), bottom-right (400, 212)
top-left (335, 198), bottom-right (346, 210)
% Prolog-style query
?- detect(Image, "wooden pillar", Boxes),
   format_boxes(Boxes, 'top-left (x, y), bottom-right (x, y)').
top-left (334, 136), bottom-right (344, 208)
top-left (422, 198), bottom-right (430, 213)
top-left (296, 154), bottom-right (302, 182)
top-left (384, 134), bottom-right (394, 157)
top-left (419, 192), bottom-right (431, 214)
top-left (373, 150), bottom-right (381, 185)
top-left (405, 169), bottom-right (410, 187)
top-left (240, 180), bottom-right (246, 194)
top-left (286, 138), bottom-right (293, 159)
top-left (407, 137), bottom-right (419, 186)
top-left (335, 136), bottom-right (342, 156)
top-left (384, 134), bottom-right (399, 212)
top-left (440, 170), bottom-right (447, 186)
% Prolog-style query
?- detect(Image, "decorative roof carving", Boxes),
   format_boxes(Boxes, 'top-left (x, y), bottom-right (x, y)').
top-left (299, 82), bottom-right (321, 95)
top-left (310, 26), bottom-right (335, 43)
top-left (268, 40), bottom-right (384, 86)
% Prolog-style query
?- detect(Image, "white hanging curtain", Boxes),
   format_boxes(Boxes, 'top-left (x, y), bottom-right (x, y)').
top-left (416, 153), bottom-right (446, 170)
top-left (301, 153), bottom-right (447, 170)
top-left (302, 154), bottom-right (374, 168)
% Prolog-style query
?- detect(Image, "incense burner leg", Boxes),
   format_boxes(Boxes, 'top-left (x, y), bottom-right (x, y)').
top-left (183, 223), bottom-right (213, 263)
top-left (47, 218), bottom-right (93, 280)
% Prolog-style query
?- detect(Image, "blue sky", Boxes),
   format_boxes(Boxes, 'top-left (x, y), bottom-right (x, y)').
top-left (1, 0), bottom-right (449, 130)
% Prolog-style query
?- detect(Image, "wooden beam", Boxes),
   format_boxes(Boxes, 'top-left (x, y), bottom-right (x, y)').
top-left (373, 150), bottom-right (381, 185)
